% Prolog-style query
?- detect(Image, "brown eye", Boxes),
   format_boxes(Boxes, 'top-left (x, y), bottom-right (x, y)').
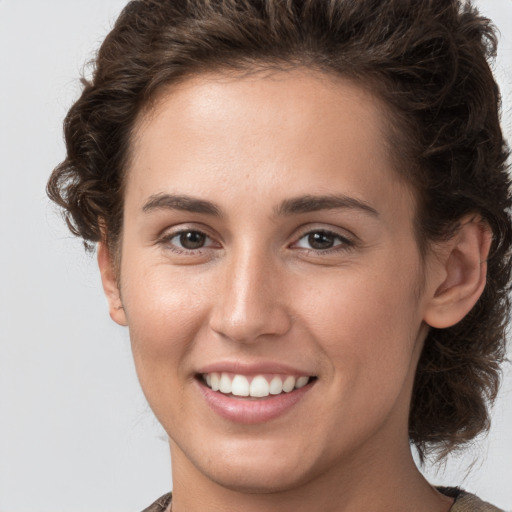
top-left (293, 229), bottom-right (353, 252)
top-left (162, 228), bottom-right (220, 257)
top-left (178, 231), bottom-right (207, 249)
top-left (307, 232), bottom-right (335, 249)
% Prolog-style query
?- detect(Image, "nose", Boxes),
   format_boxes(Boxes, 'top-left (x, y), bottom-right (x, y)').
top-left (209, 246), bottom-right (292, 344)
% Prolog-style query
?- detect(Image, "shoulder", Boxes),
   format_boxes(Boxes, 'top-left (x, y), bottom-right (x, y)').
top-left (439, 487), bottom-right (505, 512)
top-left (140, 492), bottom-right (172, 512)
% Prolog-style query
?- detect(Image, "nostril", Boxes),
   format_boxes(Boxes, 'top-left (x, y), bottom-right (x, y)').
top-left (209, 309), bottom-right (293, 344)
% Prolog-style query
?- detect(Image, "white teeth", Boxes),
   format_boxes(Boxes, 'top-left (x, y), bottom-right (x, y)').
top-left (204, 373), bottom-right (312, 397)
top-left (282, 376), bottom-right (296, 392)
top-left (210, 372), bottom-right (220, 391)
top-left (231, 374), bottom-right (250, 396)
top-left (250, 376), bottom-right (270, 397)
top-left (295, 376), bottom-right (309, 389)
top-left (219, 373), bottom-right (232, 394)
top-left (269, 376), bottom-right (283, 395)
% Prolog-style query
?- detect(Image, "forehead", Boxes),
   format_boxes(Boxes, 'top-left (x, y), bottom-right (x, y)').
top-left (127, 68), bottom-right (414, 223)
top-left (133, 69), bottom-right (387, 159)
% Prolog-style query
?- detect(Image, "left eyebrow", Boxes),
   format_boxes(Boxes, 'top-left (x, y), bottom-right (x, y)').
top-left (275, 194), bottom-right (379, 217)
top-left (142, 193), bottom-right (222, 216)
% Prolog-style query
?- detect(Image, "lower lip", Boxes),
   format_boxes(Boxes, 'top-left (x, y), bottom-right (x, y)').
top-left (196, 379), bottom-right (314, 424)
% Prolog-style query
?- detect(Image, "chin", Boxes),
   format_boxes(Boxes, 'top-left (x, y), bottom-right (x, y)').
top-left (203, 460), bottom-right (315, 495)
top-left (179, 435), bottom-right (323, 494)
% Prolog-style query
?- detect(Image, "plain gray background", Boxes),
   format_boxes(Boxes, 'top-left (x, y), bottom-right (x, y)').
top-left (0, 1), bottom-right (511, 511)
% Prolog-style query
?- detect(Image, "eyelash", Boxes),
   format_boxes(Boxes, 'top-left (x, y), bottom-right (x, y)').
top-left (159, 229), bottom-right (218, 254)
top-left (158, 227), bottom-right (355, 256)
top-left (292, 229), bottom-right (354, 254)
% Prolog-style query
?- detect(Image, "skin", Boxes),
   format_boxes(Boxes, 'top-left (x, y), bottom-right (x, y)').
top-left (98, 69), bottom-right (490, 512)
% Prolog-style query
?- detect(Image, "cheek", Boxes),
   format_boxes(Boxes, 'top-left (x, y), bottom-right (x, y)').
top-left (293, 262), bottom-right (425, 447)
top-left (119, 263), bottom-right (216, 424)
top-left (120, 262), bottom-right (211, 368)
top-left (296, 257), bottom-right (424, 386)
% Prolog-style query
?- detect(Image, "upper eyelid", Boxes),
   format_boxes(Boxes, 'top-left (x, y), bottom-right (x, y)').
top-left (158, 223), bottom-right (219, 241)
top-left (297, 228), bottom-right (351, 240)
top-left (293, 231), bottom-right (353, 248)
top-left (293, 224), bottom-right (357, 242)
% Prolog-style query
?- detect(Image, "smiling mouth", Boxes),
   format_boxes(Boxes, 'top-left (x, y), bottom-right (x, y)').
top-left (200, 372), bottom-right (316, 398)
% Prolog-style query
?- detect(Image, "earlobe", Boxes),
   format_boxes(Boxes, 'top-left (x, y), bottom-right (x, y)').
top-left (97, 241), bottom-right (128, 326)
top-left (423, 217), bottom-right (492, 329)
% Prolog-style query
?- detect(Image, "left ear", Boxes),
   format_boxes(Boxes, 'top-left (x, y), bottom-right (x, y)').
top-left (423, 216), bottom-right (492, 329)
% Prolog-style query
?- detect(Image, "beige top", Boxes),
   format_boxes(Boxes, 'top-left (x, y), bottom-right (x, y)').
top-left (140, 488), bottom-right (505, 512)
top-left (439, 488), bottom-right (504, 512)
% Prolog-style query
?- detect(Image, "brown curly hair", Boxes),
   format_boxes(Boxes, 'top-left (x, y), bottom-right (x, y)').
top-left (47, 0), bottom-right (512, 460)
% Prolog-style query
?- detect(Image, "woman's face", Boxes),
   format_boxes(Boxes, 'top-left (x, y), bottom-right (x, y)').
top-left (107, 70), bottom-right (438, 492)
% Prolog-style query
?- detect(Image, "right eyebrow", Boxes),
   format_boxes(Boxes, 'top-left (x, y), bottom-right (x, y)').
top-left (142, 193), bottom-right (222, 216)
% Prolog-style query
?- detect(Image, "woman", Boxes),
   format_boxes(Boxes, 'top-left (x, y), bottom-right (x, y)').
top-left (47, 0), bottom-right (511, 511)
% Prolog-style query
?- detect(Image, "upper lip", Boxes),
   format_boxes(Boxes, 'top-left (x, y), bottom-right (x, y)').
top-left (196, 360), bottom-right (315, 377)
